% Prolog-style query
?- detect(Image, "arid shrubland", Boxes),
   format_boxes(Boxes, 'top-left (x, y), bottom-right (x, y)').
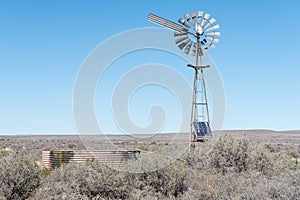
top-left (0, 134), bottom-right (299, 199)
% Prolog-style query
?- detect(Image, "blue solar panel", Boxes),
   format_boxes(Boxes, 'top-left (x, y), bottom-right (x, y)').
top-left (193, 122), bottom-right (212, 137)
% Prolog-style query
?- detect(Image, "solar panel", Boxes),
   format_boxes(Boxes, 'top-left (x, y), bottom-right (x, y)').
top-left (193, 122), bottom-right (212, 137)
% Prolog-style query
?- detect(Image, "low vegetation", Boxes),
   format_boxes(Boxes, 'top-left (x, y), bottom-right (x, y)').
top-left (0, 134), bottom-right (299, 199)
top-left (0, 151), bottom-right (40, 200)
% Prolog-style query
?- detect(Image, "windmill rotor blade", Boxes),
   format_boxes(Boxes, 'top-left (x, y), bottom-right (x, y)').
top-left (210, 44), bottom-right (216, 49)
top-left (212, 38), bottom-right (219, 43)
top-left (174, 31), bottom-right (188, 37)
top-left (201, 18), bottom-right (208, 27)
top-left (201, 13), bottom-right (211, 27)
top-left (203, 39), bottom-right (210, 45)
top-left (201, 47), bottom-right (209, 54)
top-left (184, 40), bottom-right (193, 54)
top-left (191, 11), bottom-right (197, 25)
top-left (205, 36), bottom-right (214, 41)
top-left (203, 13), bottom-right (211, 20)
top-left (203, 38), bottom-right (218, 49)
top-left (202, 45), bottom-right (209, 54)
top-left (197, 11), bottom-right (204, 24)
top-left (178, 18), bottom-right (191, 28)
top-left (206, 31), bottom-right (221, 37)
top-left (178, 39), bottom-right (190, 50)
top-left (209, 18), bottom-right (217, 24)
top-left (201, 41), bottom-right (208, 49)
top-left (204, 39), bottom-right (216, 50)
top-left (203, 36), bottom-right (220, 44)
top-left (206, 24), bottom-right (220, 32)
top-left (148, 13), bottom-right (188, 33)
top-left (184, 13), bottom-right (192, 26)
top-left (204, 18), bottom-right (216, 29)
top-left (191, 43), bottom-right (202, 56)
top-left (191, 42), bottom-right (197, 56)
top-left (175, 35), bottom-right (188, 44)
top-left (204, 39), bottom-right (214, 47)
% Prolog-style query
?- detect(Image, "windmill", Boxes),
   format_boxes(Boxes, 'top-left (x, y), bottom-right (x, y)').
top-left (148, 11), bottom-right (220, 142)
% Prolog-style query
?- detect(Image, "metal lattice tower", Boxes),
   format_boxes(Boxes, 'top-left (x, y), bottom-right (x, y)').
top-left (147, 11), bottom-right (220, 142)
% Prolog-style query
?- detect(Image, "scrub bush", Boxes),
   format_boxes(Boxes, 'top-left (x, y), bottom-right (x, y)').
top-left (237, 172), bottom-right (300, 199)
top-left (34, 161), bottom-right (129, 200)
top-left (192, 134), bottom-right (274, 175)
top-left (125, 160), bottom-right (188, 198)
top-left (0, 151), bottom-right (40, 200)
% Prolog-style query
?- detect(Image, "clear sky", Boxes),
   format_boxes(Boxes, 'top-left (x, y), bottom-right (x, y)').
top-left (0, 0), bottom-right (299, 134)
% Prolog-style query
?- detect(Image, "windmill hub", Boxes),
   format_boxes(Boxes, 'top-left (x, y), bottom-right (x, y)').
top-left (195, 24), bottom-right (204, 36)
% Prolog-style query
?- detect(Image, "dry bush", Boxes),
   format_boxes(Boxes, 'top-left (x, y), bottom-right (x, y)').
top-left (182, 171), bottom-right (255, 199)
top-left (189, 134), bottom-right (274, 175)
top-left (34, 161), bottom-right (129, 200)
top-left (182, 171), bottom-right (300, 200)
top-left (206, 134), bottom-right (250, 173)
top-left (237, 172), bottom-right (300, 200)
top-left (0, 151), bottom-right (40, 200)
top-left (182, 134), bottom-right (300, 199)
top-left (124, 160), bottom-right (188, 199)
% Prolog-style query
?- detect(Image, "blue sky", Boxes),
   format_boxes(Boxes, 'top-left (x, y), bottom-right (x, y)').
top-left (0, 0), bottom-right (299, 134)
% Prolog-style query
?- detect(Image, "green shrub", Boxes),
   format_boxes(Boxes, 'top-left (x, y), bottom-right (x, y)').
top-left (68, 143), bottom-right (76, 149)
